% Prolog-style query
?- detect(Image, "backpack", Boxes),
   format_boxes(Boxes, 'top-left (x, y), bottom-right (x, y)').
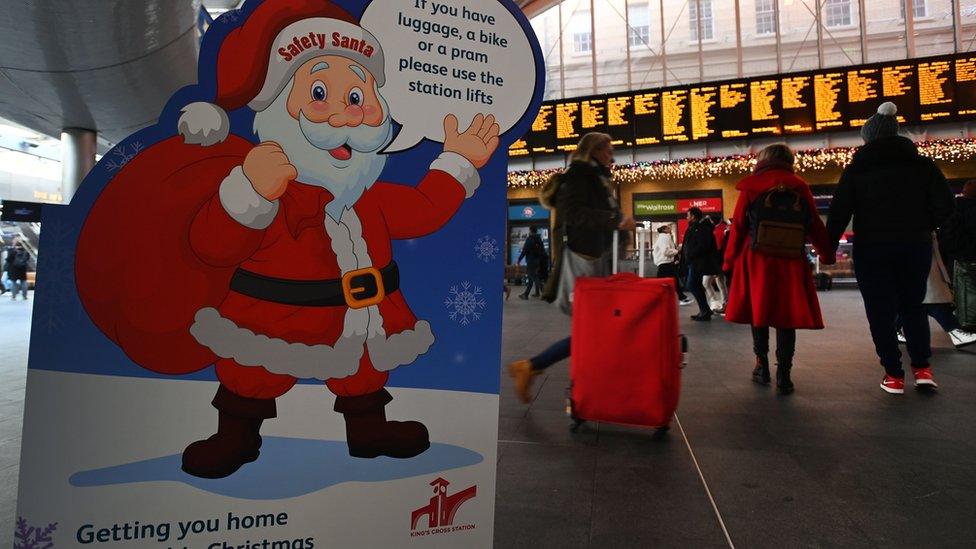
top-left (748, 185), bottom-right (811, 258)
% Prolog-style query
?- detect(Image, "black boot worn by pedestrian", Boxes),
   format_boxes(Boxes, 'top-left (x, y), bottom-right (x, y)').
top-left (752, 356), bottom-right (771, 385)
top-left (776, 364), bottom-right (795, 394)
top-left (182, 385), bottom-right (276, 479)
top-left (336, 389), bottom-right (430, 459)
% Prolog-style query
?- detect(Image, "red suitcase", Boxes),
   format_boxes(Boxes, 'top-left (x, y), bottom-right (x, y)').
top-left (568, 272), bottom-right (684, 430)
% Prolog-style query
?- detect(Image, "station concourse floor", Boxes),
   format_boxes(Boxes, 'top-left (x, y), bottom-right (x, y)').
top-left (2, 289), bottom-right (976, 548)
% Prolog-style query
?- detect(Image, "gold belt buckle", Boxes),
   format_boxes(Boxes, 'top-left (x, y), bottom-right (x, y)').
top-left (342, 267), bottom-right (385, 309)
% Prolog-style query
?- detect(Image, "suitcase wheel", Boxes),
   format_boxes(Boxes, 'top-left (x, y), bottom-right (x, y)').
top-left (569, 418), bottom-right (585, 432)
top-left (652, 425), bottom-right (670, 440)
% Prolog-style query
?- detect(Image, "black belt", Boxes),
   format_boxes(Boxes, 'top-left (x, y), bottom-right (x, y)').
top-left (230, 263), bottom-right (399, 309)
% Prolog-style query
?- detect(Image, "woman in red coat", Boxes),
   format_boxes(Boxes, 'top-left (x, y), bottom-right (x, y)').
top-left (723, 144), bottom-right (835, 393)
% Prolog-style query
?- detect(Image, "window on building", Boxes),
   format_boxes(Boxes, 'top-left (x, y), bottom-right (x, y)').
top-left (756, 0), bottom-right (777, 35)
top-left (824, 0), bottom-right (852, 28)
top-left (900, 0), bottom-right (928, 19)
top-left (628, 3), bottom-right (651, 48)
top-left (572, 10), bottom-right (592, 54)
top-left (690, 0), bottom-right (714, 41)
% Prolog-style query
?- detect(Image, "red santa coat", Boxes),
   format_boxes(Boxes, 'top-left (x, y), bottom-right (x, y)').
top-left (76, 136), bottom-right (478, 393)
top-left (722, 167), bottom-right (832, 330)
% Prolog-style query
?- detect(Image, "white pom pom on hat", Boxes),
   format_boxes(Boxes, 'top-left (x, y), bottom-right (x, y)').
top-left (877, 102), bottom-right (898, 116)
top-left (178, 102), bottom-right (230, 146)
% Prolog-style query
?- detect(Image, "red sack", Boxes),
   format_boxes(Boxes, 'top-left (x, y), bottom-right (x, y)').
top-left (76, 135), bottom-right (254, 374)
top-left (570, 274), bottom-right (682, 428)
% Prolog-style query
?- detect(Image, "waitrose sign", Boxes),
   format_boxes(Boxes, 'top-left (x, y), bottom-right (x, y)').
top-left (634, 197), bottom-right (722, 217)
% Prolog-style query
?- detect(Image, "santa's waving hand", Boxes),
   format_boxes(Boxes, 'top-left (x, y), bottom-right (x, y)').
top-left (76, 0), bottom-right (502, 480)
top-left (444, 113), bottom-right (501, 170)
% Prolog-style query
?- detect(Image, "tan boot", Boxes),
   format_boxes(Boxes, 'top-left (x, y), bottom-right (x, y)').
top-left (508, 360), bottom-right (539, 404)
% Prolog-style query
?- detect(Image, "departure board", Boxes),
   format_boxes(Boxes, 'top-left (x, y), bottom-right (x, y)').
top-left (580, 98), bottom-right (608, 137)
top-left (606, 95), bottom-right (635, 146)
top-left (881, 64), bottom-right (918, 123)
top-left (554, 100), bottom-right (581, 152)
top-left (750, 79), bottom-right (781, 135)
top-left (955, 55), bottom-right (976, 117)
top-left (633, 92), bottom-right (663, 146)
top-left (918, 59), bottom-right (953, 122)
top-left (718, 83), bottom-right (751, 138)
top-left (690, 86), bottom-right (718, 141)
top-left (513, 53), bottom-right (976, 156)
top-left (526, 105), bottom-right (556, 155)
top-left (509, 137), bottom-right (530, 157)
top-left (846, 68), bottom-right (881, 128)
top-left (781, 75), bottom-right (815, 134)
top-left (662, 90), bottom-right (690, 143)
top-left (814, 72), bottom-right (846, 131)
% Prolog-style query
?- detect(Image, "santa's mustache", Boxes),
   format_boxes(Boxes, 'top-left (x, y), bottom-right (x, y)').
top-left (299, 112), bottom-right (392, 154)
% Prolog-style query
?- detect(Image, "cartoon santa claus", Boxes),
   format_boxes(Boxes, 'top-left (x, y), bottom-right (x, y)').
top-left (75, 0), bottom-right (499, 479)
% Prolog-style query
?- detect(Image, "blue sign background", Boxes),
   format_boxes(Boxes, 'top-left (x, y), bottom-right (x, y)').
top-left (507, 203), bottom-right (548, 221)
top-left (26, 0), bottom-right (545, 396)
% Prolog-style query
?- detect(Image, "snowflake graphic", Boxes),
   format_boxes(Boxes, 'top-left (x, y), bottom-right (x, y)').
top-left (102, 141), bottom-right (144, 172)
top-left (14, 517), bottom-right (57, 549)
top-left (474, 235), bottom-right (499, 263)
top-left (445, 282), bottom-right (486, 326)
top-left (222, 9), bottom-right (242, 23)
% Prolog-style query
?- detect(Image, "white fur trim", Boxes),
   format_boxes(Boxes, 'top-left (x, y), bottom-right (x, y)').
top-left (878, 102), bottom-right (898, 116)
top-left (430, 152), bottom-right (480, 198)
top-left (178, 102), bottom-right (230, 146)
top-left (218, 166), bottom-right (280, 229)
top-left (250, 18), bottom-right (385, 112)
top-left (189, 307), bottom-right (434, 379)
top-left (324, 208), bottom-right (387, 350)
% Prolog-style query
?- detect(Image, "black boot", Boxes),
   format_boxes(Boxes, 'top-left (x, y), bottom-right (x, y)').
top-left (182, 385), bottom-right (276, 478)
top-left (335, 389), bottom-right (430, 459)
top-left (752, 356), bottom-right (771, 385)
top-left (776, 364), bottom-right (795, 395)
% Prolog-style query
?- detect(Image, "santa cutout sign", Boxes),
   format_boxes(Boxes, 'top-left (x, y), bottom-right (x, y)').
top-left (15, 0), bottom-right (543, 547)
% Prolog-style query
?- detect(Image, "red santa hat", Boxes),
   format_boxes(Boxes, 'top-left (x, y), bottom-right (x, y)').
top-left (179, 0), bottom-right (386, 146)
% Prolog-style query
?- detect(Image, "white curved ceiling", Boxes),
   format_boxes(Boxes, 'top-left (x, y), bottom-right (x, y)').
top-left (0, 0), bottom-right (201, 148)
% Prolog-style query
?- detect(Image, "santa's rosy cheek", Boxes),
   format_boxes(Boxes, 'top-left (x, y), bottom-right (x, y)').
top-left (362, 104), bottom-right (383, 123)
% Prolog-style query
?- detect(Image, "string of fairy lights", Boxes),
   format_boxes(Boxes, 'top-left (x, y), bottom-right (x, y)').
top-left (506, 139), bottom-right (976, 189)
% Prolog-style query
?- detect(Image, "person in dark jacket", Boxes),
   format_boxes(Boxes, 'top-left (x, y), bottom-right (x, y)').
top-left (508, 132), bottom-right (635, 403)
top-left (682, 208), bottom-right (721, 321)
top-left (5, 241), bottom-right (30, 300)
top-left (517, 226), bottom-right (546, 299)
top-left (826, 102), bottom-right (955, 395)
top-left (941, 180), bottom-right (976, 264)
top-left (942, 181), bottom-right (976, 329)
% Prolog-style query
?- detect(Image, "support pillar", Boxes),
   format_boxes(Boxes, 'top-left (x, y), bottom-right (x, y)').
top-left (60, 128), bottom-right (96, 203)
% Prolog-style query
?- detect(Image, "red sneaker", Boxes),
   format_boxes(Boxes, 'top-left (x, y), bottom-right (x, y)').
top-left (912, 367), bottom-right (938, 389)
top-left (880, 375), bottom-right (905, 394)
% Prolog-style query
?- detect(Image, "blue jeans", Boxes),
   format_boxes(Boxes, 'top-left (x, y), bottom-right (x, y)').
top-left (854, 242), bottom-right (932, 377)
top-left (530, 337), bottom-right (571, 371)
top-left (11, 279), bottom-right (27, 299)
top-left (687, 266), bottom-right (711, 315)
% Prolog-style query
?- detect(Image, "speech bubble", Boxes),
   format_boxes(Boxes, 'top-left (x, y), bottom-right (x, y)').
top-left (361, 0), bottom-right (538, 153)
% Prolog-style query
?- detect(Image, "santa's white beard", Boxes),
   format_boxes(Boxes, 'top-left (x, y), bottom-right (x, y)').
top-left (253, 84), bottom-right (393, 219)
